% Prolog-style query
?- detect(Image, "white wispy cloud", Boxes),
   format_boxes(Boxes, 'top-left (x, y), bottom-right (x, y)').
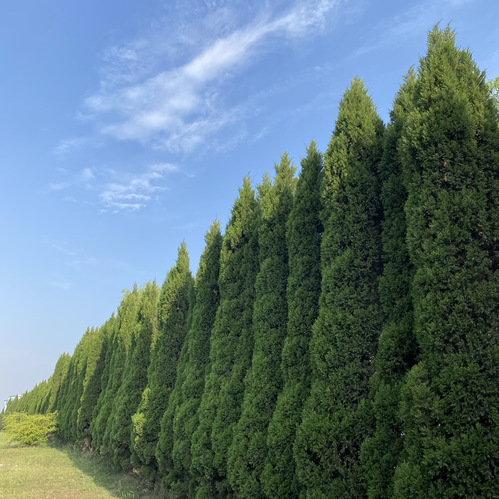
top-left (48, 182), bottom-right (71, 191)
top-left (53, 137), bottom-right (91, 157)
top-left (78, 168), bottom-right (95, 182)
top-left (50, 242), bottom-right (78, 258)
top-left (47, 162), bottom-right (177, 212)
top-left (99, 162), bottom-right (178, 212)
top-left (84, 0), bottom-right (344, 153)
top-left (47, 167), bottom-right (96, 192)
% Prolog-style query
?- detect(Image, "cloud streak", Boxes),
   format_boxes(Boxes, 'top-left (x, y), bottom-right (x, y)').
top-left (84, 0), bottom-right (343, 153)
top-left (99, 162), bottom-right (178, 212)
top-left (47, 167), bottom-right (96, 192)
top-left (47, 162), bottom-right (177, 213)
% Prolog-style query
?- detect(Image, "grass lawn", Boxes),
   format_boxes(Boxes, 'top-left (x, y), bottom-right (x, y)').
top-left (0, 432), bottom-right (163, 498)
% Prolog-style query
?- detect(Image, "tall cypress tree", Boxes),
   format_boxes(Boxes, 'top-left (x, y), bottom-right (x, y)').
top-left (156, 221), bottom-right (223, 494)
top-left (77, 326), bottom-right (107, 441)
top-left (57, 326), bottom-right (107, 443)
top-left (106, 281), bottom-right (160, 470)
top-left (42, 353), bottom-right (71, 414)
top-left (295, 78), bottom-right (384, 497)
top-left (190, 177), bottom-right (259, 498)
top-left (131, 243), bottom-right (194, 479)
top-left (360, 70), bottom-right (419, 498)
top-left (56, 330), bottom-right (90, 441)
top-left (89, 314), bottom-right (117, 451)
top-left (261, 141), bottom-right (323, 498)
top-left (100, 285), bottom-right (141, 457)
top-left (91, 286), bottom-right (139, 453)
top-left (227, 153), bottom-right (296, 498)
top-left (394, 27), bottom-right (499, 497)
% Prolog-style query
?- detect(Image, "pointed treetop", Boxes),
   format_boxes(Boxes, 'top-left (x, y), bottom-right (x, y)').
top-left (239, 175), bottom-right (254, 198)
top-left (323, 77), bottom-right (383, 206)
top-left (208, 219), bottom-right (221, 238)
top-left (257, 172), bottom-right (272, 200)
top-left (175, 241), bottom-right (190, 275)
top-left (274, 151), bottom-right (297, 194)
top-left (224, 176), bottom-right (257, 255)
top-left (306, 139), bottom-right (318, 155)
top-left (333, 77), bottom-right (381, 144)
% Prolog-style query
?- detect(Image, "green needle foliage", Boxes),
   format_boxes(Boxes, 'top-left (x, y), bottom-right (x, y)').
top-left (488, 76), bottom-right (499, 111)
top-left (131, 243), bottom-right (194, 479)
top-left (88, 315), bottom-right (117, 451)
top-left (57, 326), bottom-right (107, 443)
top-left (262, 141), bottom-right (323, 498)
top-left (394, 27), bottom-right (499, 497)
top-left (77, 327), bottom-right (107, 441)
top-left (156, 221), bottom-right (223, 495)
top-left (100, 286), bottom-right (141, 457)
top-left (106, 281), bottom-right (160, 470)
top-left (227, 153), bottom-right (296, 498)
top-left (295, 78), bottom-right (384, 497)
top-left (54, 341), bottom-right (82, 441)
top-left (360, 70), bottom-right (419, 498)
top-left (6, 381), bottom-right (51, 415)
top-left (43, 353), bottom-right (71, 413)
top-left (91, 287), bottom-right (140, 453)
top-left (190, 177), bottom-right (259, 498)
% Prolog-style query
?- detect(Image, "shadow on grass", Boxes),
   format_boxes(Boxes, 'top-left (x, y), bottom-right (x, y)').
top-left (47, 438), bottom-right (164, 499)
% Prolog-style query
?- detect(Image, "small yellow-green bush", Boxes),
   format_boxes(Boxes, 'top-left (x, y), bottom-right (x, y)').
top-left (3, 412), bottom-right (57, 446)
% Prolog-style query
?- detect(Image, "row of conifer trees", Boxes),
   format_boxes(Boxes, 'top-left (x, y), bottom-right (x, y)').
top-left (7, 27), bottom-right (498, 498)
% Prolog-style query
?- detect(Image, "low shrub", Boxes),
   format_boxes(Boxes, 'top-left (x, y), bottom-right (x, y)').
top-left (3, 412), bottom-right (57, 446)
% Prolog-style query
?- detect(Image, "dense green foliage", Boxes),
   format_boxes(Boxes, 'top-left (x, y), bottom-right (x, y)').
top-left (4, 412), bottom-right (57, 446)
top-left (262, 141), bottom-right (322, 498)
top-left (488, 76), bottom-right (499, 111)
top-left (131, 243), bottom-right (194, 478)
top-left (7, 27), bottom-right (498, 498)
top-left (107, 282), bottom-right (160, 470)
top-left (156, 221), bottom-right (222, 494)
top-left (190, 178), bottom-right (260, 497)
top-left (88, 315), bottom-right (118, 451)
top-left (294, 77), bottom-right (384, 497)
top-left (393, 27), bottom-right (499, 497)
top-left (227, 154), bottom-right (296, 497)
top-left (57, 326), bottom-right (107, 443)
top-left (359, 71), bottom-right (419, 498)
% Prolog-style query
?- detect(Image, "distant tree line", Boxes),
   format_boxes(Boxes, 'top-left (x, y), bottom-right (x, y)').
top-left (6, 27), bottom-right (499, 498)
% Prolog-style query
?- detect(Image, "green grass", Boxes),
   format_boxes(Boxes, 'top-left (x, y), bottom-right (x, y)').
top-left (0, 432), bottom-right (164, 498)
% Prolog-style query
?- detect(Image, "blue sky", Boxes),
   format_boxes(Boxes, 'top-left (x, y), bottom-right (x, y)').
top-left (1, 0), bottom-right (498, 407)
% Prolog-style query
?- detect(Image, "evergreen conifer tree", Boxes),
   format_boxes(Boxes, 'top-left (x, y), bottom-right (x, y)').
top-left (92, 287), bottom-right (139, 453)
top-left (394, 27), bottom-right (499, 497)
top-left (294, 78), bottom-right (384, 497)
top-left (261, 141), bottom-right (323, 498)
top-left (89, 314), bottom-right (117, 450)
top-left (131, 243), bottom-right (194, 479)
top-left (77, 326), bottom-right (107, 441)
top-left (56, 332), bottom-right (88, 441)
top-left (156, 221), bottom-right (223, 494)
top-left (360, 71), bottom-right (419, 498)
top-left (57, 327), bottom-right (106, 442)
top-left (190, 177), bottom-right (259, 498)
top-left (106, 281), bottom-right (160, 470)
top-left (42, 353), bottom-right (71, 413)
top-left (100, 285), bottom-right (141, 457)
top-left (227, 154), bottom-right (296, 498)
